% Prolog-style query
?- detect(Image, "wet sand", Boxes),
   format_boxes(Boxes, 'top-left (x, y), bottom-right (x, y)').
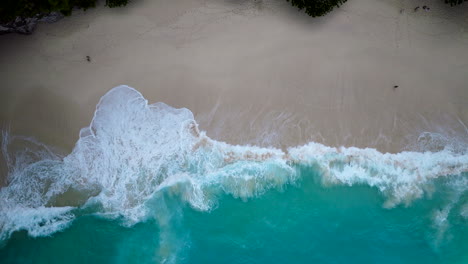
top-left (0, 0), bottom-right (467, 160)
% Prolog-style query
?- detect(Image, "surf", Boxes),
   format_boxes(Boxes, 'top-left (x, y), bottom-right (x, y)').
top-left (0, 85), bottom-right (466, 247)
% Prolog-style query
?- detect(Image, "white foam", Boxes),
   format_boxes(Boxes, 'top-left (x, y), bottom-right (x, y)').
top-left (0, 206), bottom-right (74, 241)
top-left (0, 85), bottom-right (467, 241)
top-left (0, 131), bottom-right (76, 240)
top-left (64, 86), bottom-right (293, 219)
top-left (0, 86), bottom-right (294, 240)
top-left (288, 143), bottom-right (468, 208)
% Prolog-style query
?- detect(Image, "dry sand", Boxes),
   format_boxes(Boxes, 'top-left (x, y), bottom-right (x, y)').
top-left (0, 0), bottom-right (467, 161)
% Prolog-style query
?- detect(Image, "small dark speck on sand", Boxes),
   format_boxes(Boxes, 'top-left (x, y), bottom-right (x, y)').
top-left (86, 56), bottom-right (91, 62)
top-left (394, 85), bottom-right (399, 89)
top-left (400, 9), bottom-right (404, 14)
top-left (414, 6), bottom-right (420, 12)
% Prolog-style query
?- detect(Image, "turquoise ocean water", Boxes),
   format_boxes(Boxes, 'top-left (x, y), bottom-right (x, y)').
top-left (1, 86), bottom-right (467, 263)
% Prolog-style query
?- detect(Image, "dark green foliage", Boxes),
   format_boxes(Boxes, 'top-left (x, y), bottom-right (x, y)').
top-left (106, 0), bottom-right (128, 8)
top-left (1, 0), bottom-right (465, 24)
top-left (0, 0), bottom-right (128, 23)
top-left (285, 0), bottom-right (466, 17)
top-left (444, 0), bottom-right (467, 5)
top-left (285, 0), bottom-right (348, 17)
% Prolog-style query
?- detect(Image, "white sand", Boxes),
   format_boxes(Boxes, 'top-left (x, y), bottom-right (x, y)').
top-left (0, 0), bottom-right (467, 158)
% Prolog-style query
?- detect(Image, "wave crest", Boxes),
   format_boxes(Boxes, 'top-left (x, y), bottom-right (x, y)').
top-left (0, 85), bottom-right (466, 241)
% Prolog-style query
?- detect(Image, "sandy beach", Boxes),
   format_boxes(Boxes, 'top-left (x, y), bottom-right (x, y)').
top-left (0, 0), bottom-right (467, 157)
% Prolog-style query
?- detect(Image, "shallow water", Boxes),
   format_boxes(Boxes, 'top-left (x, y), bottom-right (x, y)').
top-left (0, 86), bottom-right (466, 263)
top-left (1, 173), bottom-right (467, 264)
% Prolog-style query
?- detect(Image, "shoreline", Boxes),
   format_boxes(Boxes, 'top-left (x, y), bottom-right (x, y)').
top-left (0, 0), bottom-right (467, 155)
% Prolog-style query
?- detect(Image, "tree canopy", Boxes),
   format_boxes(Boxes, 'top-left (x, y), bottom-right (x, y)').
top-left (285, 0), bottom-right (348, 17)
top-left (1, 0), bottom-right (467, 24)
top-left (0, 0), bottom-right (128, 23)
top-left (444, 0), bottom-right (467, 5)
top-left (285, 0), bottom-right (467, 17)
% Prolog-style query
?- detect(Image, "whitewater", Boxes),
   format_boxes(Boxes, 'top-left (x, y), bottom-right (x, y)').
top-left (0, 85), bottom-right (467, 263)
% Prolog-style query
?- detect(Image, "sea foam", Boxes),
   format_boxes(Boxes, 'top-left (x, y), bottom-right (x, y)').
top-left (0, 85), bottom-right (467, 241)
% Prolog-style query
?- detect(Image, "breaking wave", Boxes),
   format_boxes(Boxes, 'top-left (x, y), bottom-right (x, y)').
top-left (1, 85), bottom-right (467, 242)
